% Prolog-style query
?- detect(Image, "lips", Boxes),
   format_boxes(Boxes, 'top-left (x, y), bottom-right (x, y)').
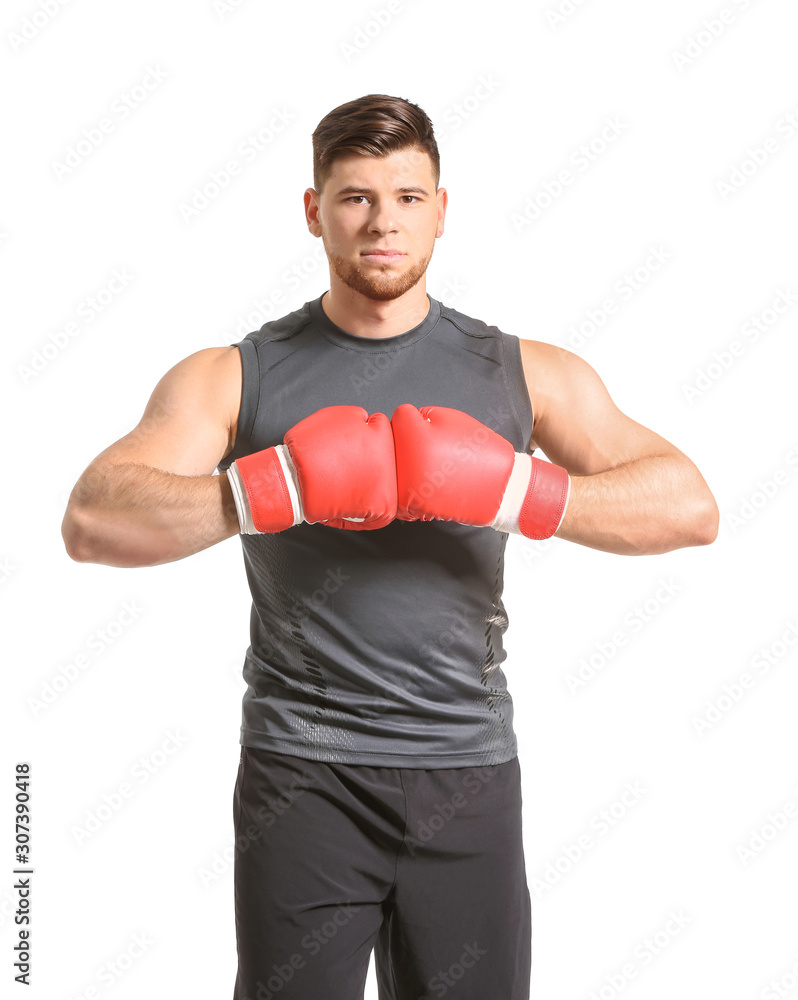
top-left (361, 250), bottom-right (405, 265)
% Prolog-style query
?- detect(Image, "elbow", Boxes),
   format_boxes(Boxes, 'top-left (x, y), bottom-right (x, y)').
top-left (64, 542), bottom-right (91, 564)
top-left (61, 505), bottom-right (174, 568)
top-left (683, 493), bottom-right (719, 548)
top-left (61, 507), bottom-right (99, 563)
top-left (696, 520), bottom-right (719, 547)
top-left (671, 468), bottom-right (719, 549)
top-left (640, 495), bottom-right (719, 555)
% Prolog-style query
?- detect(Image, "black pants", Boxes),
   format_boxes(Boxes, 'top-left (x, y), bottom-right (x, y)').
top-left (232, 746), bottom-right (532, 1000)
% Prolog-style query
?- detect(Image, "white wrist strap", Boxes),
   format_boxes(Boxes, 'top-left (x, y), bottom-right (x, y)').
top-left (490, 452), bottom-right (571, 536)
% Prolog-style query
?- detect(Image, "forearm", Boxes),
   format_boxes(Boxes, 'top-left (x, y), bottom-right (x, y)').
top-left (554, 453), bottom-right (719, 555)
top-left (62, 461), bottom-right (240, 567)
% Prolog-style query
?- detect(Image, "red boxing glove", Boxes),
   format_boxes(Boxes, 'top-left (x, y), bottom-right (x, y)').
top-left (227, 405), bottom-right (397, 532)
top-left (391, 404), bottom-right (570, 540)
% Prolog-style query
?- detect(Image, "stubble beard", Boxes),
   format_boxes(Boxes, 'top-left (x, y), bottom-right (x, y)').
top-left (321, 233), bottom-right (435, 302)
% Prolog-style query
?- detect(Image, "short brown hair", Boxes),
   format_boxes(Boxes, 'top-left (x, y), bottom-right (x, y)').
top-left (312, 94), bottom-right (440, 195)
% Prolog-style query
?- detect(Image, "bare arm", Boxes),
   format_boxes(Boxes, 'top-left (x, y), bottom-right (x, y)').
top-left (520, 340), bottom-right (719, 555)
top-left (61, 346), bottom-right (243, 568)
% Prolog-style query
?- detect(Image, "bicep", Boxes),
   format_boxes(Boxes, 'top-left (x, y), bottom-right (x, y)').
top-left (89, 346), bottom-right (242, 477)
top-left (520, 339), bottom-right (681, 475)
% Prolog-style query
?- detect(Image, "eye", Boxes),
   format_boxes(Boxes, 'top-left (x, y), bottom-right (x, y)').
top-left (344, 195), bottom-right (420, 204)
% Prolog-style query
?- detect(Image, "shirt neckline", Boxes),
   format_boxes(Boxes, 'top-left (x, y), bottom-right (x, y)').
top-left (309, 291), bottom-right (441, 352)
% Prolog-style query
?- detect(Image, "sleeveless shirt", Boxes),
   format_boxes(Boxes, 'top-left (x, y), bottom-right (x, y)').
top-left (217, 291), bottom-right (534, 768)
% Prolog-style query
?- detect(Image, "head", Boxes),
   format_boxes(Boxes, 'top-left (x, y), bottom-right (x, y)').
top-left (305, 94), bottom-right (447, 302)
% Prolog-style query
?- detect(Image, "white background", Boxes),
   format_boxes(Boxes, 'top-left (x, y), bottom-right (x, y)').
top-left (2, 1), bottom-right (797, 997)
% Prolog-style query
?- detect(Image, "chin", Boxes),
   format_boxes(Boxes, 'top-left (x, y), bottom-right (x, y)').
top-left (326, 245), bottom-right (431, 302)
top-left (359, 285), bottom-right (408, 302)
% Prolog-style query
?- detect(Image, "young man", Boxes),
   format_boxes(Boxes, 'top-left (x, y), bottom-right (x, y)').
top-left (62, 94), bottom-right (718, 1000)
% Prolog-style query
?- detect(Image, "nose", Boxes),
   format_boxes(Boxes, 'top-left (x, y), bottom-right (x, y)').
top-left (367, 201), bottom-right (399, 235)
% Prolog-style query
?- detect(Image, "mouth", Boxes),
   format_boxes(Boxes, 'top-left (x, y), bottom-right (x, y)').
top-left (361, 251), bottom-right (405, 264)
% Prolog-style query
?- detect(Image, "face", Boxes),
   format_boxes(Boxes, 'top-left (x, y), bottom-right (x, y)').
top-left (305, 147), bottom-right (447, 302)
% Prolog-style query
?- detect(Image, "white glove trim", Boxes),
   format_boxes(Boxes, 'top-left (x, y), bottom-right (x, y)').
top-left (226, 463), bottom-right (258, 534)
top-left (490, 453), bottom-right (572, 537)
top-left (275, 444), bottom-right (303, 526)
top-left (227, 444), bottom-right (304, 534)
top-left (490, 452), bottom-right (532, 534)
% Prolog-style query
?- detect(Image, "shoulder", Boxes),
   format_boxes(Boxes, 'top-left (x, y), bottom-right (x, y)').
top-left (518, 340), bottom-right (610, 449)
top-left (207, 347), bottom-right (243, 447)
top-left (519, 337), bottom-right (579, 366)
top-left (163, 346), bottom-right (243, 448)
top-left (170, 345), bottom-right (242, 397)
top-left (518, 338), bottom-right (595, 396)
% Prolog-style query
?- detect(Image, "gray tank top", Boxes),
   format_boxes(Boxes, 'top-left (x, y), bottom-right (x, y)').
top-left (217, 292), bottom-right (534, 768)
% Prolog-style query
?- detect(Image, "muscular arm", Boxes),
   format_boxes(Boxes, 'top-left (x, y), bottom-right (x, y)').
top-left (61, 347), bottom-right (243, 568)
top-left (520, 340), bottom-right (719, 555)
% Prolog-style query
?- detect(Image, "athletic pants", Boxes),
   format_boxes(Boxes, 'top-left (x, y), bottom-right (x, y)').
top-left (232, 745), bottom-right (532, 999)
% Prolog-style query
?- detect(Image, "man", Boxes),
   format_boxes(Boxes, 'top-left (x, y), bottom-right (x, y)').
top-left (61, 93), bottom-right (718, 999)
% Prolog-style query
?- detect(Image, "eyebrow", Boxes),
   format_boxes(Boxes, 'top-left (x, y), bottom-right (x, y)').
top-left (335, 185), bottom-right (430, 197)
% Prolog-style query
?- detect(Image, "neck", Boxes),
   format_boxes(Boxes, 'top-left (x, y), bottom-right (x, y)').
top-left (321, 277), bottom-right (430, 340)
